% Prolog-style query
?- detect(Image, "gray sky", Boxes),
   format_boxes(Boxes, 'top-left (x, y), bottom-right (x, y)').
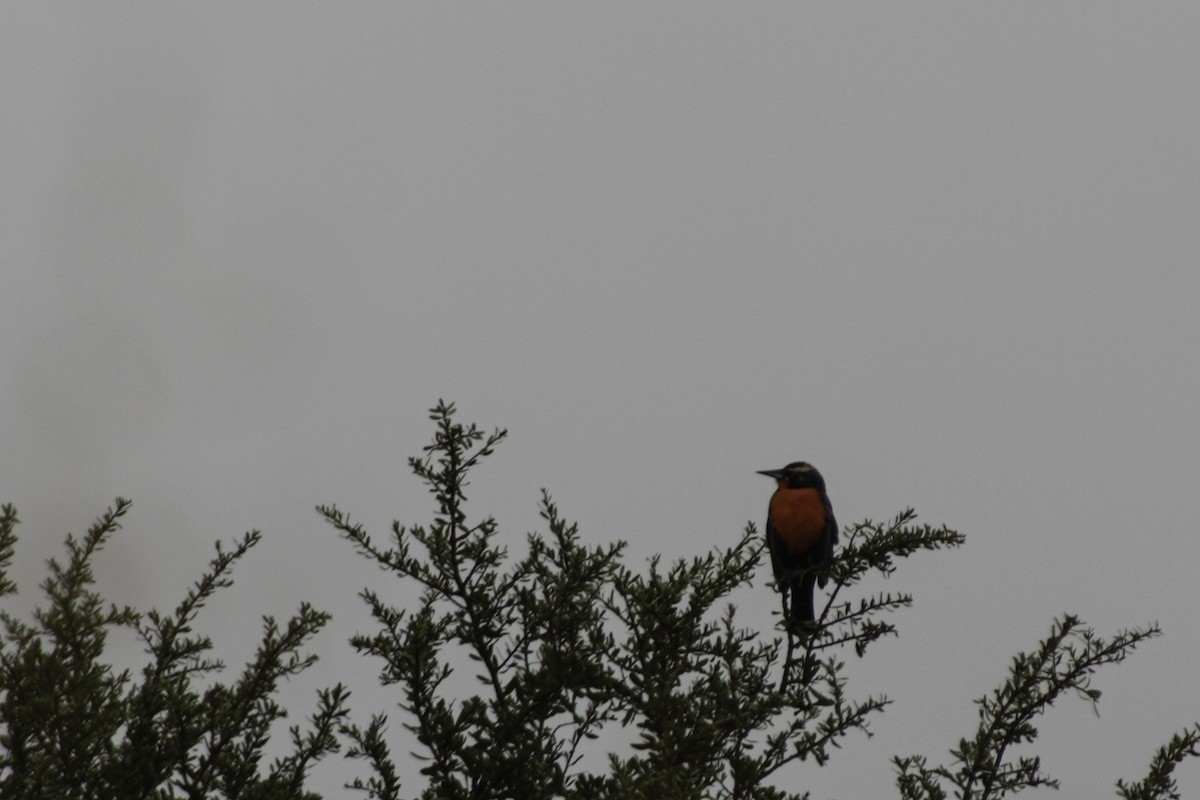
top-left (3, 4), bottom-right (1199, 797)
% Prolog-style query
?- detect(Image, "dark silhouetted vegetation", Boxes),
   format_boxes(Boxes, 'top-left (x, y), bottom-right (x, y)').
top-left (1, 401), bottom-right (1194, 798)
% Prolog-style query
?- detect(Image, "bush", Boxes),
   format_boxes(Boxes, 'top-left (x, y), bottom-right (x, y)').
top-left (0, 501), bottom-right (346, 800)
top-left (2, 401), bottom-right (1194, 799)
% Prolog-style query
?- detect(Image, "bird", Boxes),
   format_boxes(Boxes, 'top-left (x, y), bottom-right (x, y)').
top-left (757, 461), bottom-right (838, 631)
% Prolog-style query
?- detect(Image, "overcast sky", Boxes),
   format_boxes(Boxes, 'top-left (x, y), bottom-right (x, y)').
top-left (3, 4), bottom-right (1199, 797)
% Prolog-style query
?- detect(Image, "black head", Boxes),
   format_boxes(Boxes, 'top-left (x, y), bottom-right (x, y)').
top-left (756, 461), bottom-right (826, 490)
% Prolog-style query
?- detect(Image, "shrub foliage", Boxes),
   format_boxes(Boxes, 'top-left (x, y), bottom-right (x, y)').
top-left (1, 401), bottom-right (1194, 799)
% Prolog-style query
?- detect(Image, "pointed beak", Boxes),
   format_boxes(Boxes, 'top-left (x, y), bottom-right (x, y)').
top-left (757, 469), bottom-right (784, 479)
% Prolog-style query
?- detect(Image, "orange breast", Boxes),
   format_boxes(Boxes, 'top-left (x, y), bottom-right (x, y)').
top-left (769, 487), bottom-right (826, 552)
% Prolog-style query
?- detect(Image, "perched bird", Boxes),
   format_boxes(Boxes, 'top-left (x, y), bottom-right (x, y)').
top-left (757, 462), bottom-right (838, 630)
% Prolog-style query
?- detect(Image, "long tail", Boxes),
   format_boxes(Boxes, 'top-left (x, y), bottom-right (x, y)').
top-left (789, 571), bottom-right (818, 628)
top-left (780, 571), bottom-right (821, 691)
